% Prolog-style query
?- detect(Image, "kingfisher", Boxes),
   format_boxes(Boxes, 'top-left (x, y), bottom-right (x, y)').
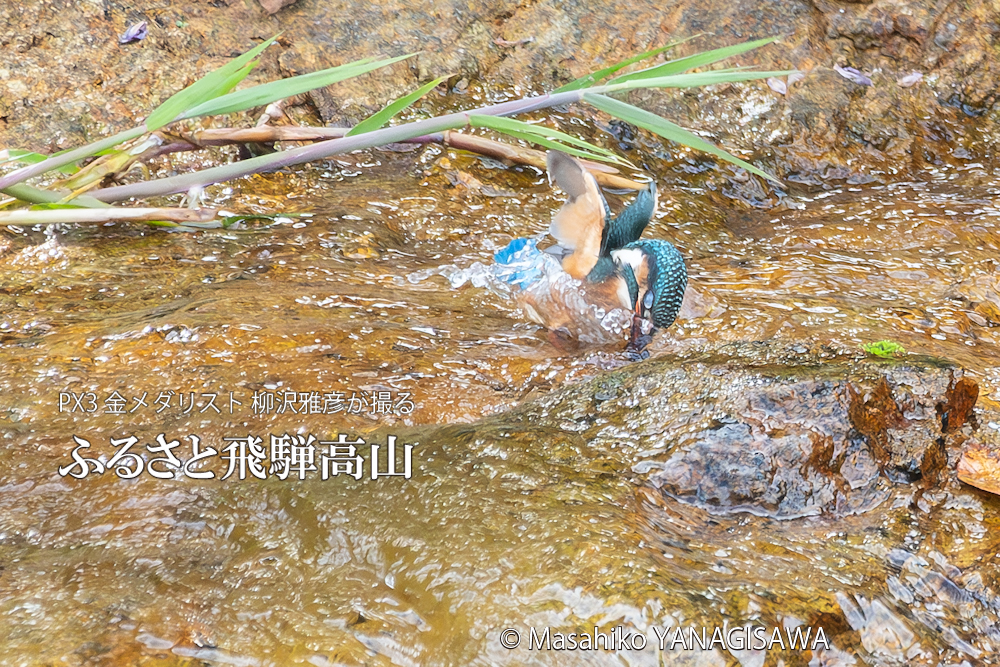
top-left (494, 151), bottom-right (687, 353)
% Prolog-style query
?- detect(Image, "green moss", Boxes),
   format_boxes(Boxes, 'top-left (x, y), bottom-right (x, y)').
top-left (861, 340), bottom-right (906, 359)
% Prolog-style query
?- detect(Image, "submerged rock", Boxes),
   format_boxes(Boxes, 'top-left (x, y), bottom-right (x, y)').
top-left (501, 343), bottom-right (989, 519)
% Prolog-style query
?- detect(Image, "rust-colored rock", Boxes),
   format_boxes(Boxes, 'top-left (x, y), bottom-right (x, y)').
top-left (938, 376), bottom-right (979, 434)
top-left (648, 369), bottom-right (955, 516)
top-left (846, 372), bottom-right (974, 484)
top-left (957, 442), bottom-right (1000, 496)
top-left (847, 377), bottom-right (905, 439)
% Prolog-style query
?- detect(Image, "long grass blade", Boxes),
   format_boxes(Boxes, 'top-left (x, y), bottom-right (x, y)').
top-left (469, 115), bottom-right (631, 167)
top-left (607, 69), bottom-right (796, 92)
top-left (584, 93), bottom-right (779, 182)
top-left (0, 149), bottom-right (79, 174)
top-left (553, 36), bottom-right (698, 93)
top-left (213, 62), bottom-right (260, 98)
top-left (89, 56), bottom-right (791, 203)
top-left (608, 36), bottom-right (779, 84)
top-left (481, 128), bottom-right (618, 164)
top-left (2, 183), bottom-right (111, 208)
top-left (0, 127), bottom-right (145, 190)
top-left (0, 206), bottom-right (218, 226)
top-left (145, 36), bottom-right (278, 130)
top-left (347, 74), bottom-right (449, 136)
top-left (182, 54), bottom-right (414, 120)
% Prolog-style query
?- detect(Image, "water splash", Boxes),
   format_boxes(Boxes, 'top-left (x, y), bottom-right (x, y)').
top-left (407, 237), bottom-right (632, 343)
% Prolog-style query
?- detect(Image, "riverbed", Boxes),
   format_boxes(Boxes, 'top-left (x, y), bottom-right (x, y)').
top-left (1, 127), bottom-right (998, 665)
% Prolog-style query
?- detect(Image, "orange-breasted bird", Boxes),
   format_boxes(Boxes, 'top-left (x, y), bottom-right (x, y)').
top-left (494, 151), bottom-right (687, 353)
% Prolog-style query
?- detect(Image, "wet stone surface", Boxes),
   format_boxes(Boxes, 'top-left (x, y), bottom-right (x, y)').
top-left (390, 343), bottom-right (1000, 665)
top-left (513, 345), bottom-right (989, 520)
top-left (3, 0), bottom-right (1000, 182)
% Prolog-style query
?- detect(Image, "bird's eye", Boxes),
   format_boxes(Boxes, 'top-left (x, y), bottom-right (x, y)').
top-left (642, 290), bottom-right (655, 311)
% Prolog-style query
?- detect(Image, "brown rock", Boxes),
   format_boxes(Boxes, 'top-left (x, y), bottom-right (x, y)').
top-left (511, 343), bottom-right (988, 519)
top-left (938, 376), bottom-right (980, 434)
top-left (957, 443), bottom-right (1000, 496)
top-left (258, 0), bottom-right (298, 15)
top-left (1, 0), bottom-right (999, 183)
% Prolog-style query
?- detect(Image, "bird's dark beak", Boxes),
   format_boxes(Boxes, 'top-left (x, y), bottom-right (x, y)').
top-left (626, 299), bottom-right (654, 356)
top-left (626, 319), bottom-right (654, 355)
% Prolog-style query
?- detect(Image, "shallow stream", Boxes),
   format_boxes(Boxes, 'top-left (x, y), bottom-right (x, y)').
top-left (1, 128), bottom-right (999, 665)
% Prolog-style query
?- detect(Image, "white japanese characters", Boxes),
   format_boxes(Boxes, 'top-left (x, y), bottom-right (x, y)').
top-left (57, 389), bottom-right (415, 416)
top-left (58, 433), bottom-right (415, 481)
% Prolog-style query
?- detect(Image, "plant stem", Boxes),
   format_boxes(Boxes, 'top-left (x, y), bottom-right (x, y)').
top-left (0, 127), bottom-right (146, 191)
top-left (90, 93), bottom-right (589, 202)
top-left (143, 126), bottom-right (645, 189)
top-left (1, 183), bottom-right (109, 208)
top-left (90, 71), bottom-right (791, 203)
top-left (440, 131), bottom-right (644, 189)
top-left (0, 206), bottom-right (218, 225)
top-left (1, 62), bottom-right (792, 199)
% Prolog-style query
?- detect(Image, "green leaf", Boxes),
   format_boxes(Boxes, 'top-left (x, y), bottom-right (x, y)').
top-left (0, 127), bottom-right (146, 191)
top-left (469, 115), bottom-right (632, 167)
top-left (29, 202), bottom-right (89, 210)
top-left (608, 36), bottom-right (779, 85)
top-left (583, 93), bottom-right (779, 182)
top-left (488, 129), bottom-right (617, 164)
top-left (182, 54), bottom-right (414, 120)
top-left (608, 69), bottom-right (796, 91)
top-left (347, 74), bottom-right (450, 136)
top-left (215, 62), bottom-right (260, 98)
top-left (145, 35), bottom-right (278, 130)
top-left (1, 149), bottom-right (79, 174)
top-left (2, 183), bottom-right (109, 208)
top-left (553, 36), bottom-right (698, 93)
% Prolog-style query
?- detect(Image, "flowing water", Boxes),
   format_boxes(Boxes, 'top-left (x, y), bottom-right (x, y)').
top-left (1, 133), bottom-right (999, 666)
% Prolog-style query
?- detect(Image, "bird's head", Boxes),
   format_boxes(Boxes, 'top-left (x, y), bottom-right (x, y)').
top-left (611, 239), bottom-right (688, 352)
